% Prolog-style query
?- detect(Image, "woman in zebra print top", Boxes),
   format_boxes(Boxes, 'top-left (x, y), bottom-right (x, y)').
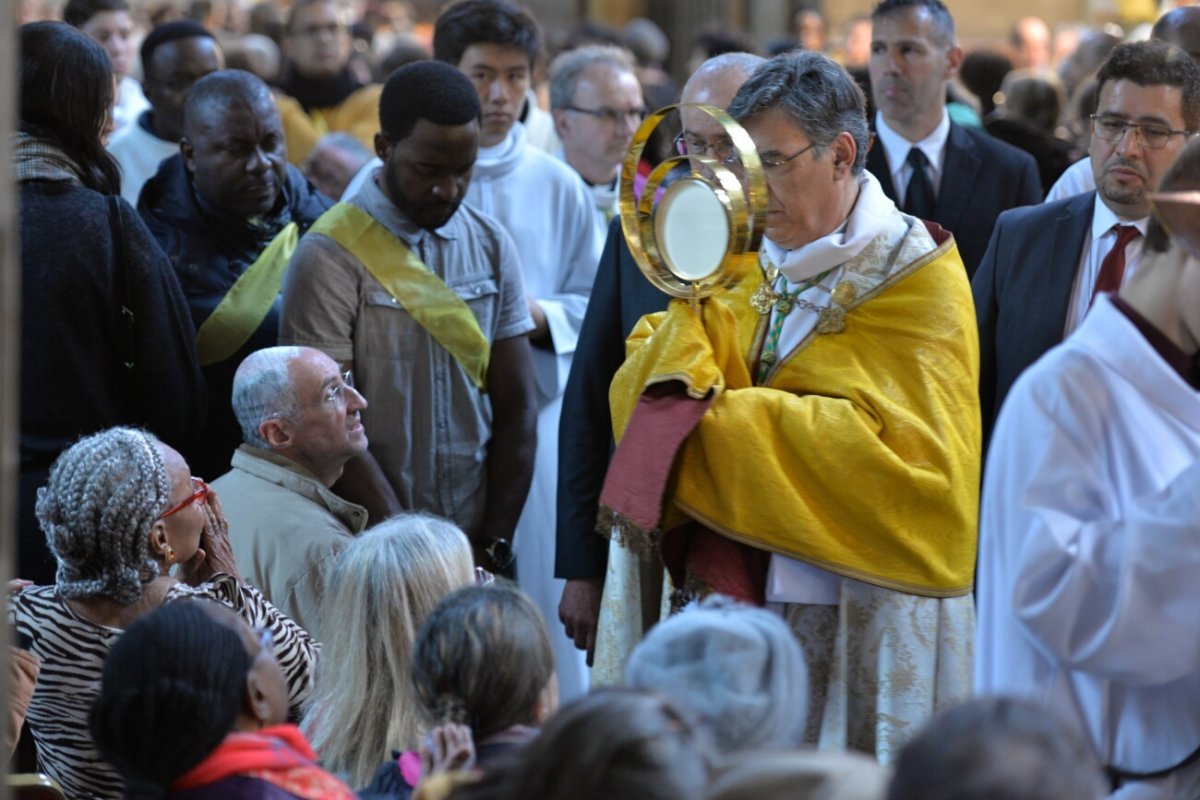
top-left (8, 427), bottom-right (318, 800)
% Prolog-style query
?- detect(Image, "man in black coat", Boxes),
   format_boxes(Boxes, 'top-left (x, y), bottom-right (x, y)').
top-left (555, 53), bottom-right (762, 663)
top-left (865, 0), bottom-right (1042, 277)
top-left (140, 69), bottom-right (331, 479)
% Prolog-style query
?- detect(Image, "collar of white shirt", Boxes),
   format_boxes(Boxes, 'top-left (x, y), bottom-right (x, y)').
top-left (874, 108), bottom-right (951, 192)
top-left (1091, 193), bottom-right (1148, 243)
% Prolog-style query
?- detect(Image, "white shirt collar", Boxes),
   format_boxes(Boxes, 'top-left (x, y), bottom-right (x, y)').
top-left (1091, 194), bottom-right (1148, 241)
top-left (874, 108), bottom-right (951, 174)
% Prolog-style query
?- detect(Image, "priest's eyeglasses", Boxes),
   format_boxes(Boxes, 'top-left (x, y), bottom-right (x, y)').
top-left (1091, 115), bottom-right (1195, 149)
top-left (716, 140), bottom-right (820, 174)
top-left (674, 133), bottom-right (736, 164)
top-left (157, 477), bottom-right (209, 521)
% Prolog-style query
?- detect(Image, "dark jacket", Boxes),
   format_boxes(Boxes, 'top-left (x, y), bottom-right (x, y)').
top-left (19, 180), bottom-right (206, 583)
top-left (866, 121), bottom-right (1044, 277)
top-left (555, 216), bottom-right (671, 580)
top-left (139, 155), bottom-right (331, 479)
top-left (972, 190), bottom-right (1096, 445)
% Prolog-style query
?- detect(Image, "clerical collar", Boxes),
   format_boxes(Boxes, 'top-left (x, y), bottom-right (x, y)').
top-left (1110, 294), bottom-right (1200, 390)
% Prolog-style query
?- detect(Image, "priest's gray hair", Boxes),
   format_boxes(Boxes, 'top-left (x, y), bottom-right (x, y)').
top-left (36, 427), bottom-right (171, 604)
top-left (727, 50), bottom-right (869, 175)
top-left (549, 44), bottom-right (637, 111)
top-left (682, 51), bottom-right (765, 98)
top-left (232, 346), bottom-right (304, 448)
top-left (625, 594), bottom-right (809, 752)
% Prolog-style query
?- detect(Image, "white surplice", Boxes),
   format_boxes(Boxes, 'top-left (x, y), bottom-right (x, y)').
top-left (465, 121), bottom-right (601, 703)
top-left (977, 294), bottom-right (1200, 800)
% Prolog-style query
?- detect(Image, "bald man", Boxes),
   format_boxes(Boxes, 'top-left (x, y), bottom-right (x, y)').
top-left (139, 69), bottom-right (331, 480)
top-left (555, 52), bottom-right (764, 668)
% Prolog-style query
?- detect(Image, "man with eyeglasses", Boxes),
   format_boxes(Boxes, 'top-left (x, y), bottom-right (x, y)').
top-left (212, 346), bottom-right (369, 638)
top-left (865, 0), bottom-right (1042, 276)
top-left (588, 52), bottom-right (980, 763)
top-left (1045, 6), bottom-right (1200, 202)
top-left (556, 51), bottom-right (761, 677)
top-left (435, 0), bottom-right (600, 702)
top-left (549, 44), bottom-right (645, 244)
top-left (276, 0), bottom-right (381, 165)
top-left (973, 40), bottom-right (1200, 444)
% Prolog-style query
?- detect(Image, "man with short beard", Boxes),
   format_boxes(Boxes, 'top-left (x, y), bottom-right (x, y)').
top-left (280, 61), bottom-right (537, 574)
top-left (973, 41), bottom-right (1200, 443)
top-left (139, 69), bottom-right (331, 480)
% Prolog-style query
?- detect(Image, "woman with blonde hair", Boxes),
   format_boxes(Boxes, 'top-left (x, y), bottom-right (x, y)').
top-left (303, 513), bottom-right (476, 787)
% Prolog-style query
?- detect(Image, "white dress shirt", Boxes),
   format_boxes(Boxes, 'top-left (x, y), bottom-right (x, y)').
top-left (874, 109), bottom-right (951, 203)
top-left (1063, 197), bottom-right (1147, 335)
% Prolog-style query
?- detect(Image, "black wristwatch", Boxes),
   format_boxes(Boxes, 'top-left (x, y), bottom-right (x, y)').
top-left (484, 537), bottom-right (515, 574)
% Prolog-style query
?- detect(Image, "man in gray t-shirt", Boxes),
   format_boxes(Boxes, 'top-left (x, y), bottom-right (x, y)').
top-left (280, 61), bottom-right (536, 571)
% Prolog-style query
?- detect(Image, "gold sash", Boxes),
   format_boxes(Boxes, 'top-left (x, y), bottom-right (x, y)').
top-left (308, 203), bottom-right (491, 391)
top-left (194, 221), bottom-right (299, 367)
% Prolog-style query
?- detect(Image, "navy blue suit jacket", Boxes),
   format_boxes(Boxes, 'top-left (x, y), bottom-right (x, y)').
top-left (867, 122), bottom-right (1043, 277)
top-left (556, 216), bottom-right (670, 580)
top-left (972, 191), bottom-right (1096, 443)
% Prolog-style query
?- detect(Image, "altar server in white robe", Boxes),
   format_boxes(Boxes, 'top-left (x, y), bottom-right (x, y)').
top-left (435, 0), bottom-right (602, 702)
top-left (977, 138), bottom-right (1200, 800)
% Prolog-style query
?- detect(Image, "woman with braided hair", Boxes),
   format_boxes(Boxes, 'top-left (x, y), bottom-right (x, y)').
top-left (8, 427), bottom-right (318, 799)
top-left (359, 584), bottom-right (558, 799)
top-left (91, 600), bottom-right (354, 800)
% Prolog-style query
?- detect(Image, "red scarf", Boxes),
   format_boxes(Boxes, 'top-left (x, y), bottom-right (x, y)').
top-left (171, 724), bottom-right (355, 800)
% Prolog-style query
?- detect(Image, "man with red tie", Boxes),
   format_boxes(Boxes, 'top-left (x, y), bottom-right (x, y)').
top-left (972, 40), bottom-right (1200, 443)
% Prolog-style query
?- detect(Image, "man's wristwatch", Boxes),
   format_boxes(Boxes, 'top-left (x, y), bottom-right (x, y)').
top-left (484, 537), bottom-right (515, 572)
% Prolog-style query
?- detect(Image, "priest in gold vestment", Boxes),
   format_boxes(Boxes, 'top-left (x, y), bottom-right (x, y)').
top-left (593, 51), bottom-right (980, 763)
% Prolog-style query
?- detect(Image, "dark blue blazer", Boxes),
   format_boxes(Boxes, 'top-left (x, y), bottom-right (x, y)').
top-left (971, 191), bottom-right (1096, 443)
top-left (867, 122), bottom-right (1043, 277)
top-left (555, 216), bottom-right (670, 580)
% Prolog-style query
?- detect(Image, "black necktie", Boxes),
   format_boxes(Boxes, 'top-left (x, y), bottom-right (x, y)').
top-left (904, 147), bottom-right (935, 220)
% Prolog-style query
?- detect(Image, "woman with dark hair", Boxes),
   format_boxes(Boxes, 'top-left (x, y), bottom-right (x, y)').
top-left (360, 584), bottom-right (557, 798)
top-left (16, 21), bottom-right (205, 586)
top-left (446, 689), bottom-right (714, 800)
top-left (62, 0), bottom-right (148, 138)
top-left (8, 428), bottom-right (317, 799)
top-left (91, 600), bottom-right (353, 800)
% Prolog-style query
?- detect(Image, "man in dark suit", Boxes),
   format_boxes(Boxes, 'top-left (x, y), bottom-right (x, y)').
top-left (555, 53), bottom-right (762, 664)
top-left (973, 40), bottom-right (1200, 441)
top-left (866, 0), bottom-right (1042, 276)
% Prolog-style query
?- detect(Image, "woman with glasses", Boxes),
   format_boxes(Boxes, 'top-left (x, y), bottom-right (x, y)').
top-left (8, 427), bottom-right (317, 799)
top-left (92, 600), bottom-right (355, 800)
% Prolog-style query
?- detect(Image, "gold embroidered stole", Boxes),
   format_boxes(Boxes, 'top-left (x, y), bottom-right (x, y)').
top-left (309, 203), bottom-right (491, 390)
top-left (194, 221), bottom-right (299, 367)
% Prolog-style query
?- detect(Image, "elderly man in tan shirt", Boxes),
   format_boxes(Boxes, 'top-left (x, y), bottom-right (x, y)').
top-left (213, 346), bottom-right (370, 637)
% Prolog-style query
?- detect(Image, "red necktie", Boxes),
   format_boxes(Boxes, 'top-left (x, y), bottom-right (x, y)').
top-left (1090, 224), bottom-right (1141, 306)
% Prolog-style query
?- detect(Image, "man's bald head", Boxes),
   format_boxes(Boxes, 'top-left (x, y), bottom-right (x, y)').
top-left (183, 68), bottom-right (277, 136)
top-left (180, 69), bottom-right (287, 220)
top-left (1152, 7), bottom-right (1200, 62)
top-left (678, 52), bottom-right (764, 161)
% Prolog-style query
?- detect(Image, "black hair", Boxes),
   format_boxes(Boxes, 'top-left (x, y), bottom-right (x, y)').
top-left (19, 21), bottom-right (121, 195)
top-left (183, 69), bottom-right (275, 134)
top-left (379, 60), bottom-right (482, 142)
top-left (1095, 40), bottom-right (1200, 131)
top-left (959, 50), bottom-right (1013, 118)
top-left (870, 0), bottom-right (956, 45)
top-left (63, 0), bottom-right (128, 28)
top-left (140, 20), bottom-right (216, 77)
top-left (433, 0), bottom-right (541, 68)
top-left (89, 601), bottom-right (253, 800)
